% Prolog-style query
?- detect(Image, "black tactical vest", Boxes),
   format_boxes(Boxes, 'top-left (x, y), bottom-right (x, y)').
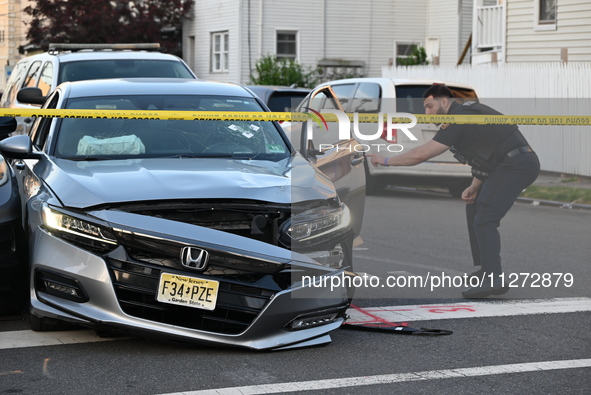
top-left (449, 101), bottom-right (528, 176)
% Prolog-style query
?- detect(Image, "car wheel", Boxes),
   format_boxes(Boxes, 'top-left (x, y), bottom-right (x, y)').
top-left (29, 314), bottom-right (69, 332)
top-left (448, 180), bottom-right (472, 198)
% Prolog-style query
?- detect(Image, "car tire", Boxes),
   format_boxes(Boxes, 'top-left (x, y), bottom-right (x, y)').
top-left (30, 314), bottom-right (69, 332)
top-left (448, 180), bottom-right (472, 198)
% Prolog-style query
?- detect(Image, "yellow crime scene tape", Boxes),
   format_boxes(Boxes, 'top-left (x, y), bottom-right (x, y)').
top-left (0, 108), bottom-right (589, 126)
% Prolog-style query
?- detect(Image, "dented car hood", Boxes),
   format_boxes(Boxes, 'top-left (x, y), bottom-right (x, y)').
top-left (46, 155), bottom-right (337, 209)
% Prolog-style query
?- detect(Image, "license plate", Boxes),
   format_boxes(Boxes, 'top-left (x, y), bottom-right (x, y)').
top-left (157, 273), bottom-right (219, 310)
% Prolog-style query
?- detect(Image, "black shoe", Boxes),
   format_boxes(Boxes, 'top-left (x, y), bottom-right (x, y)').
top-left (462, 277), bottom-right (508, 298)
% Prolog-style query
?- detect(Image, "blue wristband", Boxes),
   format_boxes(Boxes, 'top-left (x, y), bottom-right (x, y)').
top-left (383, 157), bottom-right (389, 167)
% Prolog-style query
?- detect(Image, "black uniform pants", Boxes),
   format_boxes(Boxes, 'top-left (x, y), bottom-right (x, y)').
top-left (466, 152), bottom-right (540, 275)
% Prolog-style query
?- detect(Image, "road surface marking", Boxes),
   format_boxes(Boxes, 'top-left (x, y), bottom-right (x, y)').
top-left (346, 297), bottom-right (591, 324)
top-left (158, 359), bottom-right (591, 395)
top-left (1, 298), bottom-right (589, 350)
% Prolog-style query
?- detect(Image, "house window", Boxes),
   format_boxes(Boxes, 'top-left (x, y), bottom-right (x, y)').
top-left (276, 31), bottom-right (297, 61)
top-left (211, 31), bottom-right (229, 72)
top-left (395, 43), bottom-right (421, 66)
top-left (539, 0), bottom-right (556, 23)
top-left (535, 0), bottom-right (556, 31)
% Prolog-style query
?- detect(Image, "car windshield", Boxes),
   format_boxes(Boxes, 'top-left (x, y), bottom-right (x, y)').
top-left (54, 95), bottom-right (291, 161)
top-left (58, 60), bottom-right (194, 83)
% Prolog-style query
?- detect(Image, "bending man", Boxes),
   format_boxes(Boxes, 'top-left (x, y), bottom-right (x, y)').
top-left (367, 84), bottom-right (540, 298)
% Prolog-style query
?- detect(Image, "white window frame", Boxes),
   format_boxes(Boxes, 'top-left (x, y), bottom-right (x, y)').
top-left (211, 31), bottom-right (229, 72)
top-left (275, 30), bottom-right (298, 61)
top-left (534, 0), bottom-right (557, 31)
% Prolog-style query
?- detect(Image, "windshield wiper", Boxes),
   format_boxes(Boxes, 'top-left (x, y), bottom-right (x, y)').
top-left (166, 154), bottom-right (250, 159)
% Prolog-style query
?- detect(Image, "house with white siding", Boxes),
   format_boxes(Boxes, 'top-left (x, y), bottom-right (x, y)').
top-left (472, 0), bottom-right (591, 64)
top-left (0, 0), bottom-right (35, 91)
top-left (182, 0), bottom-right (475, 84)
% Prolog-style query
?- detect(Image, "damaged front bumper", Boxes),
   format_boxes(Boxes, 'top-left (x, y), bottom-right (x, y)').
top-left (30, 207), bottom-right (354, 350)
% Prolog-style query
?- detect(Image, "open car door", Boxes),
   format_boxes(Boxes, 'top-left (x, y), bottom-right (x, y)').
top-left (290, 86), bottom-right (366, 242)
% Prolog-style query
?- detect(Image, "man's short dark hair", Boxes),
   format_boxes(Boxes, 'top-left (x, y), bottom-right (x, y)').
top-left (422, 84), bottom-right (454, 99)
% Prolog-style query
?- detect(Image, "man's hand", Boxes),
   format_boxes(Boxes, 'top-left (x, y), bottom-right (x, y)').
top-left (366, 154), bottom-right (387, 167)
top-left (462, 185), bottom-right (479, 204)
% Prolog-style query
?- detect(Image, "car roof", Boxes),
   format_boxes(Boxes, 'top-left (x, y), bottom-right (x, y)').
top-left (61, 78), bottom-right (258, 98)
top-left (319, 77), bottom-right (476, 90)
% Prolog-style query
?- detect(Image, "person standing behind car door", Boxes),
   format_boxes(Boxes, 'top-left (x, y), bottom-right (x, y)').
top-left (367, 84), bottom-right (540, 298)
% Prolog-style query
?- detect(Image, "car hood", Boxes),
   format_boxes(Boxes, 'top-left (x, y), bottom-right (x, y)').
top-left (45, 156), bottom-right (336, 209)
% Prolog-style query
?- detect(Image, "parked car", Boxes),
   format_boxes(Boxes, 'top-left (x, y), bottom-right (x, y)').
top-left (0, 78), bottom-right (365, 350)
top-left (315, 78), bottom-right (480, 197)
top-left (0, 120), bottom-right (27, 315)
top-left (1, 43), bottom-right (196, 136)
top-left (246, 85), bottom-right (311, 112)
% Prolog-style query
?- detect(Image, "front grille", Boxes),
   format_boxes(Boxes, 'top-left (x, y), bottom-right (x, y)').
top-left (107, 258), bottom-right (276, 335)
top-left (116, 232), bottom-right (286, 280)
top-left (115, 200), bottom-right (289, 246)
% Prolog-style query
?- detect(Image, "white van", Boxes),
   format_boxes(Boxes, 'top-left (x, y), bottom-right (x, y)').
top-left (316, 78), bottom-right (479, 197)
top-left (1, 43), bottom-right (196, 135)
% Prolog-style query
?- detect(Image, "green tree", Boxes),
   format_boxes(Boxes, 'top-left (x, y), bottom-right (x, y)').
top-left (23, 0), bottom-right (193, 55)
top-left (251, 55), bottom-right (318, 88)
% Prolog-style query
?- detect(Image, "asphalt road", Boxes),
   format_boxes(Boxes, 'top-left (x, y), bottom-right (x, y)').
top-left (1, 187), bottom-right (590, 394)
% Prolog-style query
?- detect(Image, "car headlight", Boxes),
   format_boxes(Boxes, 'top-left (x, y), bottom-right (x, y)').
top-left (0, 156), bottom-right (8, 187)
top-left (280, 204), bottom-right (351, 246)
top-left (41, 203), bottom-right (118, 253)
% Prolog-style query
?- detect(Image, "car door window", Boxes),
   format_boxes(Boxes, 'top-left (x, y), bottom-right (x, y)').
top-left (31, 92), bottom-right (60, 151)
top-left (329, 84), bottom-right (356, 112)
top-left (23, 61), bottom-right (42, 89)
top-left (3, 62), bottom-right (27, 106)
top-left (38, 62), bottom-right (54, 96)
top-left (351, 82), bottom-right (381, 113)
top-left (306, 88), bottom-right (343, 147)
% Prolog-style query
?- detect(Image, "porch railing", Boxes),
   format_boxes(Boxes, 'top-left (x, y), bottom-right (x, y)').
top-left (474, 4), bottom-right (504, 50)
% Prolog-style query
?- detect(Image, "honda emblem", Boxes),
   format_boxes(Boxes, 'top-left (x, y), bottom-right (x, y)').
top-left (180, 246), bottom-right (209, 271)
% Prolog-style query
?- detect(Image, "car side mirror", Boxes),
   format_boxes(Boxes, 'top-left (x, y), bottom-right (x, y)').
top-left (0, 135), bottom-right (43, 159)
top-left (17, 87), bottom-right (47, 105)
top-left (305, 140), bottom-right (325, 159)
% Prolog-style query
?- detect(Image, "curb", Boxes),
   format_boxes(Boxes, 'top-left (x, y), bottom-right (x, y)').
top-left (385, 185), bottom-right (591, 211)
top-left (516, 197), bottom-right (591, 210)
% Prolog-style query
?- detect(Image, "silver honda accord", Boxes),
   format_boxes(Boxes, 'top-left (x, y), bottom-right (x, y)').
top-left (0, 78), bottom-right (365, 350)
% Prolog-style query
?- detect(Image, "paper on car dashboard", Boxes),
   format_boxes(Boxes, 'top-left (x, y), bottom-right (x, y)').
top-left (77, 134), bottom-right (145, 156)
